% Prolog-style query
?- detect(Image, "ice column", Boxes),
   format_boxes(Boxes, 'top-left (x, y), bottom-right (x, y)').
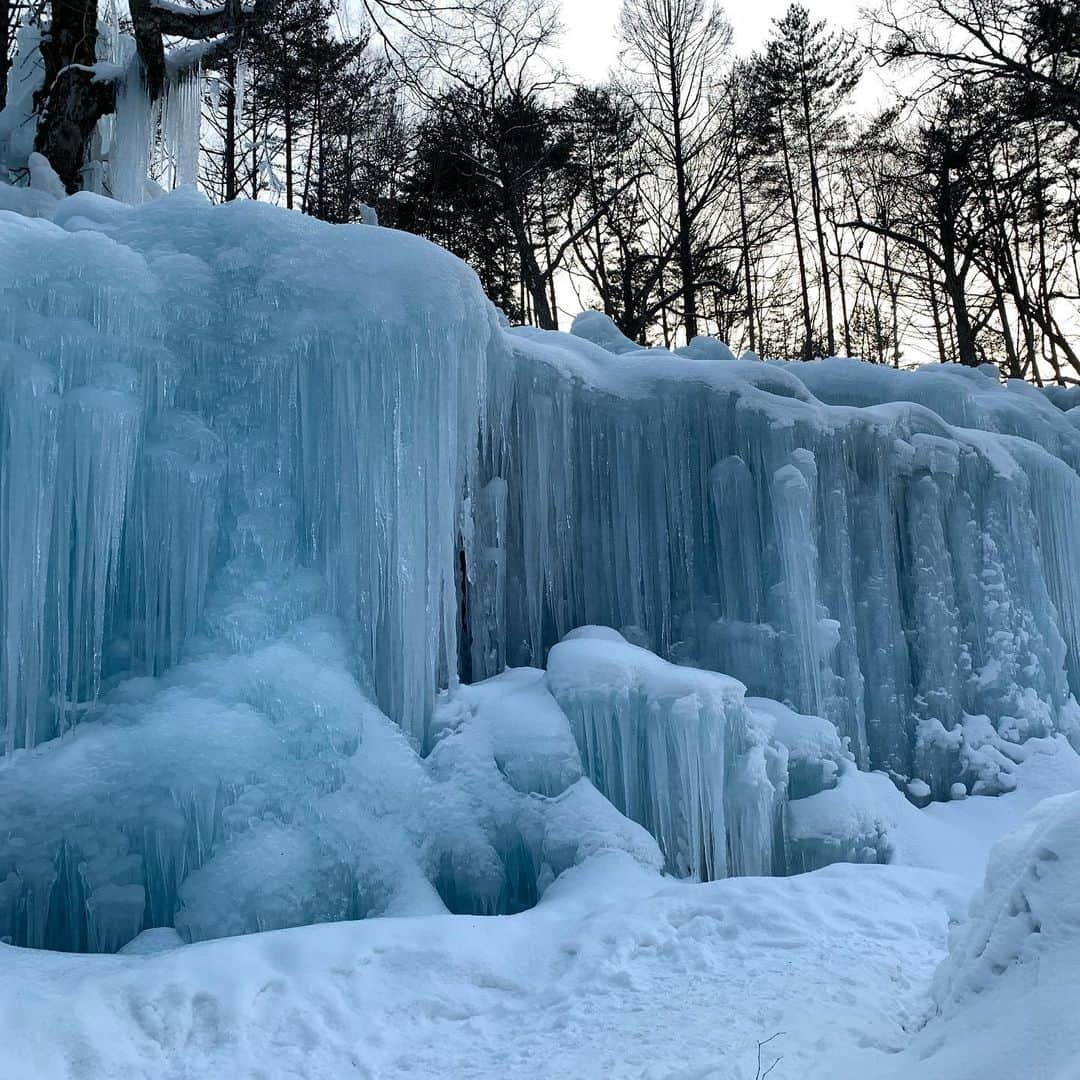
top-left (546, 632), bottom-right (781, 880)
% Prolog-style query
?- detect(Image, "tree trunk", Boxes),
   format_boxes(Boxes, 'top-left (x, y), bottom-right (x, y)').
top-left (777, 113), bottom-right (814, 360)
top-left (33, 0), bottom-right (113, 191)
top-left (732, 118), bottom-right (756, 354)
top-left (224, 51), bottom-right (238, 201)
top-left (942, 251), bottom-right (977, 366)
top-left (666, 30), bottom-right (696, 342)
top-left (283, 100), bottom-right (294, 209)
top-left (1, 0), bottom-right (14, 111)
top-left (833, 220), bottom-right (852, 356)
top-left (937, 164), bottom-right (977, 366)
top-left (799, 69), bottom-right (835, 355)
top-left (539, 186), bottom-right (559, 331)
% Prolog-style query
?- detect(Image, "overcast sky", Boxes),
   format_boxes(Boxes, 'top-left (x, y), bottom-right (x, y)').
top-left (560, 0), bottom-right (868, 84)
top-left (552, 0), bottom-right (892, 328)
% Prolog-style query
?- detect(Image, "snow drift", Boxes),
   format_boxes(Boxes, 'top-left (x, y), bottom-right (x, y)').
top-left (878, 790), bottom-right (1080, 1079)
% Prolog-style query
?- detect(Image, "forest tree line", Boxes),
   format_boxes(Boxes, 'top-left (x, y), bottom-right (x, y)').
top-left (7, 0), bottom-right (1080, 378)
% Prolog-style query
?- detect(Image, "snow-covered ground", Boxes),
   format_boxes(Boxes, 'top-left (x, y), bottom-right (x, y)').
top-left (4, 742), bottom-right (1078, 1080)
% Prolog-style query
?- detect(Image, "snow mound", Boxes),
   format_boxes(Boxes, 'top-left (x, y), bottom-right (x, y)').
top-left (865, 789), bottom-right (1080, 1080)
top-left (933, 789), bottom-right (1080, 1007)
top-left (569, 309), bottom-right (645, 354)
top-left (786, 762), bottom-right (899, 871)
top-left (0, 856), bottom-right (968, 1080)
top-left (0, 614), bottom-right (443, 950)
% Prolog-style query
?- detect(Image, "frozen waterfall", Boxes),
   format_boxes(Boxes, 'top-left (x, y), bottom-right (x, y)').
top-left (2, 185), bottom-right (1080, 951)
top-left (468, 324), bottom-right (1080, 795)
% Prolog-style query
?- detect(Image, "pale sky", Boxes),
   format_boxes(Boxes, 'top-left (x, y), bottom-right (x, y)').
top-left (553, 0), bottom-right (893, 332)
top-left (560, 0), bottom-right (869, 84)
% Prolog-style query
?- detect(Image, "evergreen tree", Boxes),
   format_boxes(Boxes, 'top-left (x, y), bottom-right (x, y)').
top-left (397, 89), bottom-right (525, 320)
top-left (241, 0), bottom-right (345, 209)
top-left (559, 86), bottom-right (661, 342)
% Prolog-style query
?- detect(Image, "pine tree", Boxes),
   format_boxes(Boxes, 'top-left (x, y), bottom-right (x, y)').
top-left (241, 0), bottom-right (344, 210)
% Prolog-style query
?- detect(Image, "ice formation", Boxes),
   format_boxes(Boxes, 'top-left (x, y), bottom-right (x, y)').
top-left (2, 184), bottom-right (1080, 952)
top-left (472, 321), bottom-right (1080, 797)
top-left (0, 15), bottom-right (207, 202)
top-left (546, 628), bottom-right (786, 879)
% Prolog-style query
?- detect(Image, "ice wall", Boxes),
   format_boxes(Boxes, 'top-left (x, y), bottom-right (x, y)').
top-left (0, 188), bottom-right (488, 753)
top-left (6, 188), bottom-right (1077, 788)
top-left (0, 188), bottom-right (663, 951)
top-left (4, 186), bottom-right (1080, 950)
top-left (469, 323), bottom-right (1080, 797)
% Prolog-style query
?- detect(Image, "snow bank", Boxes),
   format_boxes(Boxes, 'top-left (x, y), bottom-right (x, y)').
top-left (863, 789), bottom-right (1080, 1080)
top-left (934, 789), bottom-right (1080, 1007)
top-left (0, 855), bottom-right (968, 1080)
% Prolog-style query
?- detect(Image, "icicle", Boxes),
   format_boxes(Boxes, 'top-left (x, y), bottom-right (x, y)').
top-left (233, 58), bottom-right (248, 126)
top-left (0, 358), bottom-right (59, 752)
top-left (109, 64), bottom-right (153, 204)
top-left (161, 67), bottom-right (203, 190)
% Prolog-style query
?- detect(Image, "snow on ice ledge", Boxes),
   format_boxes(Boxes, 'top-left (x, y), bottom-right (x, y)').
top-left (2, 184), bottom-right (1080, 951)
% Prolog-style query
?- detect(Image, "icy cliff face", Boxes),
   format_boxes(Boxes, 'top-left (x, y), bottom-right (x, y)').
top-left (2, 187), bottom-right (1080, 951)
top-left (0, 187), bottom-right (487, 752)
top-left (469, 320), bottom-right (1080, 796)
top-left (0, 187), bottom-right (506, 948)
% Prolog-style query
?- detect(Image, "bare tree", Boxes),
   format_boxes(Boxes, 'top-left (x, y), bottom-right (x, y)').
top-left (618, 0), bottom-right (732, 342)
top-left (31, 0), bottom-right (269, 190)
top-left (875, 0), bottom-right (1080, 134)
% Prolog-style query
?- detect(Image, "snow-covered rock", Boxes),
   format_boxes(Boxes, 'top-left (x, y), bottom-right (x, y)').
top-left (866, 790), bottom-right (1080, 1080)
